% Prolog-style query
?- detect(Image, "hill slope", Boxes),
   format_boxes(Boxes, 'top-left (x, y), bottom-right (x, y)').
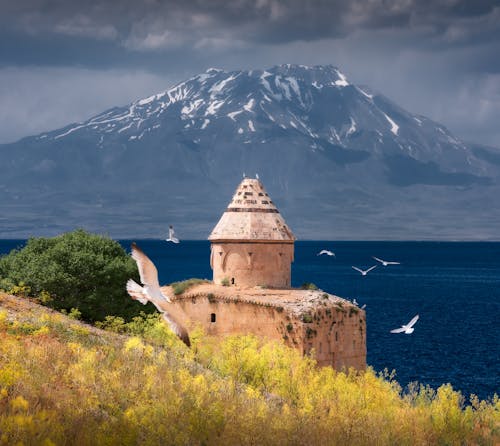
top-left (0, 292), bottom-right (499, 445)
top-left (1, 64), bottom-right (499, 239)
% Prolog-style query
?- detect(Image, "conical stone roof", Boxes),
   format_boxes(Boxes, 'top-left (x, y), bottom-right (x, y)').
top-left (209, 178), bottom-right (295, 242)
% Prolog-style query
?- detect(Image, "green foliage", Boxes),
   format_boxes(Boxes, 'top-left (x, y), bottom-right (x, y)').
top-left (0, 280), bottom-right (32, 297)
top-left (171, 278), bottom-right (209, 295)
top-left (305, 327), bottom-right (316, 339)
top-left (68, 308), bottom-right (82, 320)
top-left (300, 282), bottom-right (318, 290)
top-left (207, 293), bottom-right (216, 303)
top-left (0, 229), bottom-right (150, 322)
top-left (95, 312), bottom-right (182, 349)
top-left (221, 277), bottom-right (230, 287)
top-left (301, 313), bottom-right (313, 323)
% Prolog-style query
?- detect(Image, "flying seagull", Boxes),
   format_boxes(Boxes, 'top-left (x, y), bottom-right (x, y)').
top-left (361, 304), bottom-right (367, 310)
top-left (352, 265), bottom-right (377, 276)
top-left (390, 315), bottom-right (419, 334)
top-left (317, 250), bottom-right (335, 257)
top-left (126, 242), bottom-right (190, 347)
top-left (166, 225), bottom-right (179, 244)
top-left (373, 256), bottom-right (400, 266)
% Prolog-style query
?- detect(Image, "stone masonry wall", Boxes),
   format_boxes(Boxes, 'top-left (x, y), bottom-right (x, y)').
top-left (210, 242), bottom-right (293, 288)
top-left (166, 288), bottom-right (366, 370)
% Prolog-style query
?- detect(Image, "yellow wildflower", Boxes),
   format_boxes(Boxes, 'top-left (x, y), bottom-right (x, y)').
top-left (11, 395), bottom-right (29, 412)
top-left (124, 337), bottom-right (144, 352)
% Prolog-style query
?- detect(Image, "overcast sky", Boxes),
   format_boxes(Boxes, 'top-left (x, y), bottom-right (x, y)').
top-left (1, 0), bottom-right (499, 147)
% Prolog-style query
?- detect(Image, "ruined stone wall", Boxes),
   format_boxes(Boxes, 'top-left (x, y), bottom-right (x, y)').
top-left (210, 242), bottom-right (293, 288)
top-left (295, 304), bottom-right (366, 370)
top-left (168, 292), bottom-right (366, 370)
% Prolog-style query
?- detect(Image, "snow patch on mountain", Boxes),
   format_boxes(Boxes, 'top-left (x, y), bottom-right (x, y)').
top-left (347, 118), bottom-right (357, 136)
top-left (228, 110), bottom-right (243, 121)
top-left (243, 99), bottom-right (255, 112)
top-left (210, 74), bottom-right (237, 94)
top-left (205, 100), bottom-right (225, 116)
top-left (334, 70), bottom-right (349, 87)
top-left (357, 87), bottom-right (373, 100)
top-left (383, 112), bottom-right (399, 136)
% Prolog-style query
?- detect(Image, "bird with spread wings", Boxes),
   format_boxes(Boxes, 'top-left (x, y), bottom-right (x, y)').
top-left (373, 256), bottom-right (400, 266)
top-left (390, 315), bottom-right (419, 334)
top-left (317, 249), bottom-right (335, 256)
top-left (166, 225), bottom-right (179, 243)
top-left (352, 265), bottom-right (377, 276)
top-left (126, 242), bottom-right (190, 347)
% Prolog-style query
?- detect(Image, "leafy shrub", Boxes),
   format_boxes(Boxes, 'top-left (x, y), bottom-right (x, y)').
top-left (61, 308), bottom-right (82, 320)
top-left (96, 312), bottom-right (182, 348)
top-left (221, 277), bottom-right (230, 286)
top-left (171, 278), bottom-right (209, 295)
top-left (0, 229), bottom-right (150, 322)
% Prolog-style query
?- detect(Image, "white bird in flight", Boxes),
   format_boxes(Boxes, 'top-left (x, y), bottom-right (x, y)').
top-left (373, 256), bottom-right (400, 266)
top-left (166, 225), bottom-right (179, 244)
top-left (352, 265), bottom-right (377, 276)
top-left (390, 315), bottom-right (419, 334)
top-left (317, 249), bottom-right (335, 257)
top-left (126, 242), bottom-right (190, 347)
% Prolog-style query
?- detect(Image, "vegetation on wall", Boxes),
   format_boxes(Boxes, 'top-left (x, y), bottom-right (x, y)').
top-left (300, 282), bottom-right (318, 290)
top-left (171, 278), bottom-right (210, 295)
top-left (0, 229), bottom-right (153, 322)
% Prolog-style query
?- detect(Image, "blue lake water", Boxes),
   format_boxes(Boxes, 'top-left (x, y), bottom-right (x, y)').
top-left (1, 239), bottom-right (499, 401)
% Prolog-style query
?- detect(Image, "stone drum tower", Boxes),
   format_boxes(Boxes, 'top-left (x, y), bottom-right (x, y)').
top-left (209, 177), bottom-right (295, 288)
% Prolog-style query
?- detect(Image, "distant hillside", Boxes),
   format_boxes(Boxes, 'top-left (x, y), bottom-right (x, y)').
top-left (0, 291), bottom-right (498, 445)
top-left (1, 64), bottom-right (499, 239)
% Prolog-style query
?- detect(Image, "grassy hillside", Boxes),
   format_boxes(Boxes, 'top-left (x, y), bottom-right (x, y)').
top-left (0, 292), bottom-right (498, 445)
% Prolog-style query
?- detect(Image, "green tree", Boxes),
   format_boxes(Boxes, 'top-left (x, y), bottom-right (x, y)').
top-left (0, 229), bottom-right (154, 322)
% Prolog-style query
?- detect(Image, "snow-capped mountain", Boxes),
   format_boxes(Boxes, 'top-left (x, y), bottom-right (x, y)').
top-left (1, 64), bottom-right (499, 239)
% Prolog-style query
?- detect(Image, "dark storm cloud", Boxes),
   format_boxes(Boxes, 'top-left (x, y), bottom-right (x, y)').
top-left (2, 0), bottom-right (499, 55)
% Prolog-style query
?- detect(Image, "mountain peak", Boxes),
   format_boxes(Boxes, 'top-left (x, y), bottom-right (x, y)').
top-left (1, 63), bottom-right (499, 239)
top-left (28, 63), bottom-right (478, 176)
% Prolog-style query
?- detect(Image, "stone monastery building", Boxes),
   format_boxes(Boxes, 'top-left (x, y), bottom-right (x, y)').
top-left (166, 177), bottom-right (366, 370)
top-left (209, 177), bottom-right (295, 288)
